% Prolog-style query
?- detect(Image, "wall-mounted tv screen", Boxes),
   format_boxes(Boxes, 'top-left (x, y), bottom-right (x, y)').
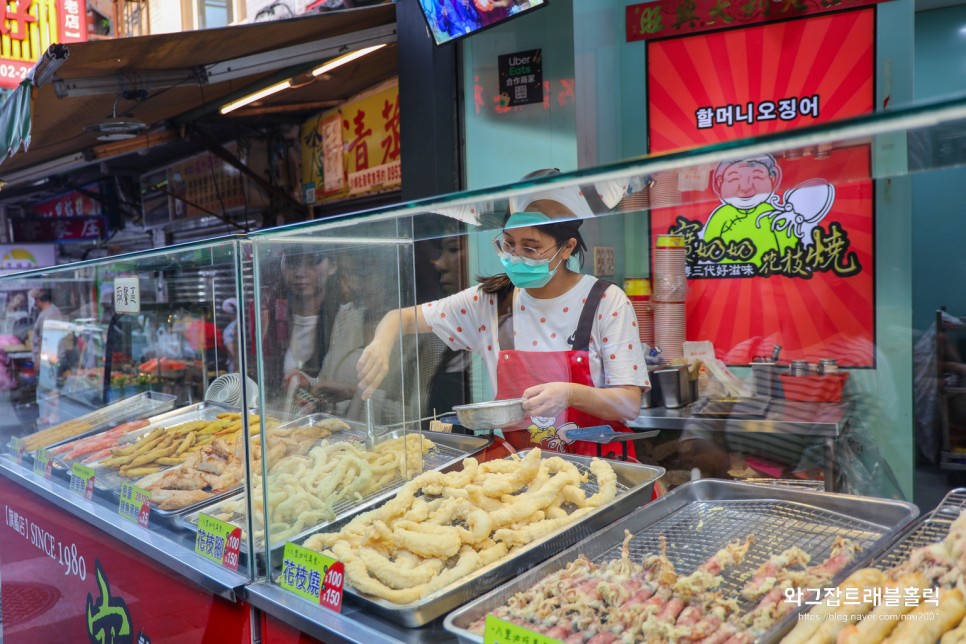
top-left (417, 0), bottom-right (548, 46)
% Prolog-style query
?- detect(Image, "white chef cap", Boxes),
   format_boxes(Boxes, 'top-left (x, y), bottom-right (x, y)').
top-left (508, 169), bottom-right (629, 219)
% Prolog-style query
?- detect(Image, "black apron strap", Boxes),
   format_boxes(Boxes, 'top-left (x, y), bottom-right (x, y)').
top-left (570, 279), bottom-right (613, 352)
top-left (496, 284), bottom-right (515, 352)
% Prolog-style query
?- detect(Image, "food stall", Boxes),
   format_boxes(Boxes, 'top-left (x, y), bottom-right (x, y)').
top-left (3, 95), bottom-right (966, 643)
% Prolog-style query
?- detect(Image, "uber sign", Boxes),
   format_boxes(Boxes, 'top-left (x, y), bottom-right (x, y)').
top-left (498, 49), bottom-right (543, 107)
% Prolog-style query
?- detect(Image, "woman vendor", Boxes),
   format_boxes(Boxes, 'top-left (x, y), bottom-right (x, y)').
top-left (357, 180), bottom-right (650, 459)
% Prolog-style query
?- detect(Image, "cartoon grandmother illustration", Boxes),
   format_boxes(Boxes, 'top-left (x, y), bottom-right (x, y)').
top-left (702, 154), bottom-right (835, 268)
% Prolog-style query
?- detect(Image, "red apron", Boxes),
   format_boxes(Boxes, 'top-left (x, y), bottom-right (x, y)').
top-left (493, 280), bottom-right (638, 461)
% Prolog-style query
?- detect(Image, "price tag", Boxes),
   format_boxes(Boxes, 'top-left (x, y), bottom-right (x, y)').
top-left (280, 542), bottom-right (344, 612)
top-left (9, 437), bottom-right (25, 465)
top-left (118, 482), bottom-right (151, 528)
top-left (32, 448), bottom-right (52, 479)
top-left (484, 615), bottom-right (562, 644)
top-left (69, 462), bottom-right (95, 500)
top-left (194, 513), bottom-right (242, 571)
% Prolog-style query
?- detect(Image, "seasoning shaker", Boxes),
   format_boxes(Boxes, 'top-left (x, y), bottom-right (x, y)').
top-left (789, 360), bottom-right (810, 377)
top-left (818, 359), bottom-right (839, 375)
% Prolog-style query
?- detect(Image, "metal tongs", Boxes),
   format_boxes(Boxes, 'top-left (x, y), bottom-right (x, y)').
top-left (365, 397), bottom-right (376, 450)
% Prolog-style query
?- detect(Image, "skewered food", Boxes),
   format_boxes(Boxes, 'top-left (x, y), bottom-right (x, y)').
top-left (784, 509), bottom-right (966, 643)
top-left (466, 530), bottom-right (860, 643)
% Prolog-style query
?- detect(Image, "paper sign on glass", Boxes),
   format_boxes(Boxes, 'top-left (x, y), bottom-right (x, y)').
top-left (113, 277), bottom-right (140, 314)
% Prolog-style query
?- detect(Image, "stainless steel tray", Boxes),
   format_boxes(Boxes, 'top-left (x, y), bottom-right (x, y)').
top-left (766, 488), bottom-right (964, 642)
top-left (176, 422), bottom-right (493, 551)
top-left (89, 401), bottom-right (252, 519)
top-left (20, 391), bottom-right (177, 454)
top-left (444, 479), bottom-right (918, 644)
top-left (855, 487), bottom-right (966, 575)
top-left (305, 451), bottom-right (664, 628)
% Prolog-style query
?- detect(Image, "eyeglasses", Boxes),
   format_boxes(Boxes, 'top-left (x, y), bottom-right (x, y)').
top-left (492, 234), bottom-right (561, 263)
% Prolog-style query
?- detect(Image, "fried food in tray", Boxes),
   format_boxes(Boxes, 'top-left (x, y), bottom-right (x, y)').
top-left (302, 448), bottom-right (619, 606)
top-left (206, 433), bottom-right (437, 543)
top-left (48, 419), bottom-right (152, 465)
top-left (781, 506), bottom-right (966, 644)
top-left (19, 391), bottom-right (176, 453)
top-left (464, 529), bottom-right (860, 644)
top-left (119, 413), bottom-right (317, 512)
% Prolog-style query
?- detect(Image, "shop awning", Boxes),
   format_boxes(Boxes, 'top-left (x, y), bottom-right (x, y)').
top-left (0, 3), bottom-right (396, 186)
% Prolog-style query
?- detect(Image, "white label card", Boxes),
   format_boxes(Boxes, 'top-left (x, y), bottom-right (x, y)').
top-left (113, 277), bottom-right (141, 314)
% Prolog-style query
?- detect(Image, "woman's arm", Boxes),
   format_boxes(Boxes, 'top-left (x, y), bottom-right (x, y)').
top-left (356, 306), bottom-right (430, 399)
top-left (522, 382), bottom-right (642, 422)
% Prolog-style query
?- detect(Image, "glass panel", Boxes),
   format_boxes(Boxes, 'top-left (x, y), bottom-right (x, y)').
top-left (251, 219), bottom-right (421, 570)
top-left (0, 237), bottom-right (256, 585)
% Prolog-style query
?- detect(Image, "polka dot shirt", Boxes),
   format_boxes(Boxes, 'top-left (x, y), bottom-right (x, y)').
top-left (421, 275), bottom-right (650, 393)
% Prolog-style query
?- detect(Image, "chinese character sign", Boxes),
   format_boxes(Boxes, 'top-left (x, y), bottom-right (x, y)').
top-left (646, 9), bottom-right (875, 366)
top-left (0, 0), bottom-right (88, 90)
top-left (626, 0), bottom-right (885, 41)
top-left (300, 79), bottom-right (400, 204)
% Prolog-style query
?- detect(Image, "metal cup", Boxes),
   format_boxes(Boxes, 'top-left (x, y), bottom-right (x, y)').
top-left (655, 366), bottom-right (692, 409)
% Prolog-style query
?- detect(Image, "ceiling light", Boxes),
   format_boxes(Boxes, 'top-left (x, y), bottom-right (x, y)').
top-left (220, 79), bottom-right (292, 114)
top-left (311, 44), bottom-right (386, 77)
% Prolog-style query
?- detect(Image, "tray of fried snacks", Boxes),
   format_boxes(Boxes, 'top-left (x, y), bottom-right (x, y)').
top-left (177, 414), bottom-right (493, 550)
top-left (295, 449), bottom-right (664, 627)
top-left (86, 402), bottom-right (278, 517)
top-left (444, 479), bottom-right (918, 644)
top-left (10, 391), bottom-right (177, 455)
top-left (776, 488), bottom-right (966, 644)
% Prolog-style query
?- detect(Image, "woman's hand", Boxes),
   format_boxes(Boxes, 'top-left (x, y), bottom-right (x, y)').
top-left (357, 340), bottom-right (393, 400)
top-left (522, 382), bottom-right (574, 419)
top-left (357, 307), bottom-right (430, 400)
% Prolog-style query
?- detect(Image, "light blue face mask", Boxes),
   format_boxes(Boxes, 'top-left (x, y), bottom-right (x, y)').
top-left (498, 212), bottom-right (581, 288)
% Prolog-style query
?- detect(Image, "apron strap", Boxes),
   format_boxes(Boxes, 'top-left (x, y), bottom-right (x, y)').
top-left (570, 279), bottom-right (612, 352)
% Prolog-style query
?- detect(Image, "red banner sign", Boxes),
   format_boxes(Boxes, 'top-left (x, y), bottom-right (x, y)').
top-left (0, 1), bottom-right (87, 90)
top-left (646, 9), bottom-right (876, 366)
top-left (627, 0), bottom-right (885, 41)
top-left (12, 215), bottom-right (106, 242)
top-left (32, 184), bottom-right (102, 218)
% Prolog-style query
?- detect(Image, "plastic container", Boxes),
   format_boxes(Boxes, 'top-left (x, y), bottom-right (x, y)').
top-left (778, 372), bottom-right (849, 402)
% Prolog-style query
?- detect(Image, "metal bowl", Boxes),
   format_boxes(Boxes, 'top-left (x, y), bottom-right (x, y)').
top-left (452, 398), bottom-right (526, 430)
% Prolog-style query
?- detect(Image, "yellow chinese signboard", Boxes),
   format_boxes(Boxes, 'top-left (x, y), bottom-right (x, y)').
top-left (300, 78), bottom-right (401, 204)
top-left (0, 0), bottom-right (87, 89)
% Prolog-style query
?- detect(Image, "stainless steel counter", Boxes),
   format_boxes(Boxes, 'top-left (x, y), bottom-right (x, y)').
top-left (626, 398), bottom-right (852, 491)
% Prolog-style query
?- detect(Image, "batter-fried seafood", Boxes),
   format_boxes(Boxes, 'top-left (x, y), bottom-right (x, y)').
top-left (783, 508), bottom-right (966, 644)
top-left (211, 433), bottom-right (436, 543)
top-left (468, 530), bottom-right (753, 644)
top-left (132, 415), bottom-right (308, 511)
top-left (302, 449), bottom-right (619, 604)
top-left (464, 530), bottom-right (860, 644)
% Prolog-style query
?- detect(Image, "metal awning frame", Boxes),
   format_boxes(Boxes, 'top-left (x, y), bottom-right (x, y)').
top-left (52, 23), bottom-right (397, 99)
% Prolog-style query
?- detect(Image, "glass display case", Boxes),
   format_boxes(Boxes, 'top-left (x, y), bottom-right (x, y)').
top-left (241, 95), bottom-right (966, 641)
top-left (4, 94), bottom-right (966, 643)
top-left (0, 236), bottom-right (255, 597)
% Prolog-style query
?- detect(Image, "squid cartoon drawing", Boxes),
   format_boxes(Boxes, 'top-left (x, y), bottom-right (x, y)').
top-left (702, 154), bottom-right (835, 268)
